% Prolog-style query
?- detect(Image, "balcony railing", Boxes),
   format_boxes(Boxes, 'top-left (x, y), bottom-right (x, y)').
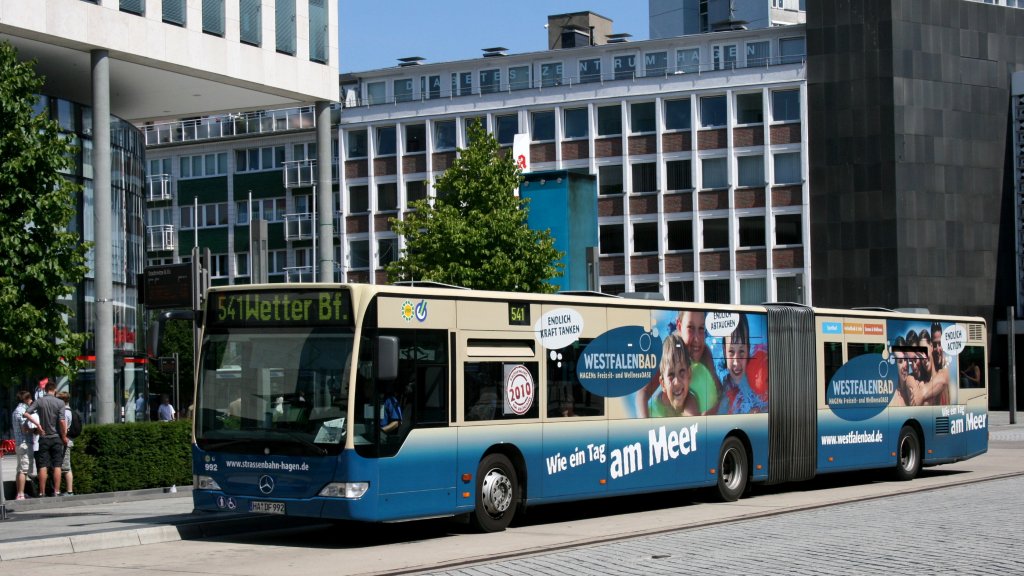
top-left (283, 158), bottom-right (340, 188)
top-left (284, 212), bottom-right (342, 241)
top-left (143, 105), bottom-right (333, 147)
top-left (147, 224), bottom-right (176, 251)
top-left (283, 266), bottom-right (314, 283)
top-left (146, 174), bottom-right (172, 201)
top-left (284, 213), bottom-right (313, 241)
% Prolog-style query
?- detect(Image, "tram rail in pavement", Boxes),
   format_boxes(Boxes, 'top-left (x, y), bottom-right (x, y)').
top-left (0, 412), bottom-right (1021, 563)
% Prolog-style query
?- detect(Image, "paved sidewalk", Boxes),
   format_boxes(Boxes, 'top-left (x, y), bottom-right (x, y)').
top-left (0, 411), bottom-right (1021, 562)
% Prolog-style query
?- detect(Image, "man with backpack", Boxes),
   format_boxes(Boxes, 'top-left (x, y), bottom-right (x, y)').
top-left (25, 379), bottom-right (67, 497)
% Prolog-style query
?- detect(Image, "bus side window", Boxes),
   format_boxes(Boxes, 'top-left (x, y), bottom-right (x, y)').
top-left (822, 341), bottom-right (843, 391)
top-left (546, 339), bottom-right (603, 418)
top-left (959, 345), bottom-right (984, 389)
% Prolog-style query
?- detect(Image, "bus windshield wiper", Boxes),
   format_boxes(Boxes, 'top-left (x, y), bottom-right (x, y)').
top-left (201, 438), bottom-right (261, 452)
top-left (264, 429), bottom-right (328, 456)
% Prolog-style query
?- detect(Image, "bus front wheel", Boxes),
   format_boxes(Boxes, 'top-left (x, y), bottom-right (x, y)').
top-left (895, 425), bottom-right (921, 481)
top-left (471, 453), bottom-right (518, 532)
top-left (716, 436), bottom-right (748, 502)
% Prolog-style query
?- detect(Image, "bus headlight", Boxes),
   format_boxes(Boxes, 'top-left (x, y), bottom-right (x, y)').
top-left (318, 482), bottom-right (369, 499)
top-left (194, 475), bottom-right (221, 491)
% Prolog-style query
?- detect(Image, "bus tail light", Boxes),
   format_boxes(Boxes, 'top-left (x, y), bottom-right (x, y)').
top-left (194, 475), bottom-right (221, 491)
top-left (319, 482), bottom-right (369, 499)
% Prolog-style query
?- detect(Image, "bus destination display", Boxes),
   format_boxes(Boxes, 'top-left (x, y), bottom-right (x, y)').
top-left (208, 290), bottom-right (352, 327)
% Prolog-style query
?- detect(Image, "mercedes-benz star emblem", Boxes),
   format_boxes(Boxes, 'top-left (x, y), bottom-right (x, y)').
top-left (258, 475), bottom-right (275, 495)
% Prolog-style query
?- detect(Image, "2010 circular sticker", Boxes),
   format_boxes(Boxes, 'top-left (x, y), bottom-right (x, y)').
top-left (505, 365), bottom-right (534, 415)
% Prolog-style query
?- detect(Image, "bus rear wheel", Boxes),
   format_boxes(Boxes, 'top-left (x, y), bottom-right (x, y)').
top-left (895, 425), bottom-right (921, 481)
top-left (471, 453), bottom-right (518, 532)
top-left (716, 436), bottom-right (748, 502)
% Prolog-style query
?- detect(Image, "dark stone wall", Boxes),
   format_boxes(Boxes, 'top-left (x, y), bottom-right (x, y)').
top-left (808, 0), bottom-right (1024, 324)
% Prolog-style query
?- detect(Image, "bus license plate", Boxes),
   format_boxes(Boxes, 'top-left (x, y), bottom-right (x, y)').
top-left (249, 501), bottom-right (285, 515)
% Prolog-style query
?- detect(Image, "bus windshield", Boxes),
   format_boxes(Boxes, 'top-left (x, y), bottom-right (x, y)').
top-left (195, 327), bottom-right (355, 456)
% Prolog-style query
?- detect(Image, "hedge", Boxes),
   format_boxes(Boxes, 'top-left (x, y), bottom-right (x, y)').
top-left (70, 420), bottom-right (192, 494)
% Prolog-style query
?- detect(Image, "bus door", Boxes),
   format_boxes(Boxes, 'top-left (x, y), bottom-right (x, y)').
top-left (538, 304), bottom-right (608, 500)
top-left (359, 301), bottom-right (456, 519)
top-left (818, 316), bottom-right (891, 472)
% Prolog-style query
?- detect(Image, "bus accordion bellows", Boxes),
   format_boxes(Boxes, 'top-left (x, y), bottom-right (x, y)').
top-left (190, 283), bottom-right (989, 532)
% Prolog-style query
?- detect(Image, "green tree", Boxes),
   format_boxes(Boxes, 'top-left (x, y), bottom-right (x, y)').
top-left (387, 120), bottom-right (563, 292)
top-left (0, 41), bottom-right (90, 387)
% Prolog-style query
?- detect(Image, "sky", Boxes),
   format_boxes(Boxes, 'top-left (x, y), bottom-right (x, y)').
top-left (339, 1), bottom-right (651, 73)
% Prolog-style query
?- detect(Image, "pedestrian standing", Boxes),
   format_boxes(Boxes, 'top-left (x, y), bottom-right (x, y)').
top-left (25, 379), bottom-right (67, 496)
top-left (56, 391), bottom-right (74, 496)
top-left (11, 390), bottom-right (36, 500)
top-left (158, 394), bottom-right (176, 421)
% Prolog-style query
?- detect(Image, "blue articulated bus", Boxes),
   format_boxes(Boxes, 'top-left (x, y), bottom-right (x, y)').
top-left (190, 284), bottom-right (989, 531)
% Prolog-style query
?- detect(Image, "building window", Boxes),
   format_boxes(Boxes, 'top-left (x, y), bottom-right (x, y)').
top-left (702, 157), bottom-right (728, 189)
top-left (348, 130), bottom-right (367, 158)
top-left (563, 108), bottom-right (589, 139)
top-left (425, 75), bottom-right (442, 99)
top-left (667, 220), bottom-right (692, 250)
top-left (668, 280), bottom-right (694, 302)
top-left (599, 164), bottom-right (623, 195)
top-left (737, 156), bottom-right (765, 187)
top-left (740, 277), bottom-right (766, 305)
top-left (738, 216), bottom-right (765, 248)
top-left (509, 66), bottom-right (530, 90)
top-left (644, 51), bottom-right (668, 77)
top-left (736, 93), bottom-right (764, 124)
top-left (308, 0), bottom-right (327, 62)
top-left (366, 82), bottom-right (386, 105)
top-left (774, 152), bottom-right (801, 184)
top-left (275, 0), bottom-right (296, 55)
top-left (406, 180), bottom-right (427, 205)
top-left (532, 111), bottom-right (555, 142)
top-left (666, 159), bottom-right (692, 190)
top-left (780, 36), bottom-right (806, 65)
top-left (394, 79), bottom-right (413, 103)
top-left (613, 54), bottom-right (636, 80)
top-left (599, 223), bottom-right (624, 254)
top-left (180, 202), bottom-right (228, 229)
top-left (209, 254), bottom-right (230, 278)
top-left (349, 240), bottom-right (370, 269)
top-left (239, 0), bottom-right (261, 46)
top-left (376, 126), bottom-right (396, 156)
top-left (665, 99), bottom-right (691, 131)
top-left (633, 222), bottom-right (658, 253)
top-left (236, 197), bottom-right (286, 224)
top-left (702, 218), bottom-right (729, 249)
top-left (349, 185), bottom-right (369, 213)
top-left (579, 58), bottom-right (601, 83)
top-left (775, 213), bottom-right (802, 245)
top-left (202, 0), bottom-right (224, 36)
top-left (700, 95), bottom-right (727, 128)
top-left (480, 69), bottom-right (500, 94)
top-left (268, 250), bottom-right (287, 276)
top-left (405, 124), bottom-right (426, 154)
top-left (597, 105), bottom-right (622, 136)
top-left (713, 44), bottom-right (737, 70)
top-left (704, 279), bottom-right (730, 304)
top-left (434, 120), bottom-right (456, 151)
top-left (120, 0), bottom-right (144, 15)
top-left (378, 238), bottom-right (398, 268)
top-left (676, 48), bottom-right (699, 73)
top-left (746, 41), bottom-right (770, 68)
top-left (496, 114), bottom-right (518, 145)
top-left (772, 89), bottom-right (800, 122)
top-left (378, 183), bottom-right (398, 212)
top-left (234, 147), bottom-right (282, 173)
top-left (180, 152), bottom-right (228, 177)
top-left (632, 162), bottom-right (657, 193)
top-left (234, 253), bottom-right (249, 278)
top-left (777, 275), bottom-right (803, 302)
top-left (541, 62), bottom-right (563, 87)
top-left (630, 102), bottom-right (656, 134)
top-left (602, 283), bottom-right (625, 296)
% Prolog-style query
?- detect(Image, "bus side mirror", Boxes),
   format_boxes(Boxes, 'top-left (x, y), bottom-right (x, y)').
top-left (377, 336), bottom-right (399, 381)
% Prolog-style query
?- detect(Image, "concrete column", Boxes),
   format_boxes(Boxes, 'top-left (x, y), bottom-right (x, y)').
top-left (316, 100), bottom-right (334, 282)
top-left (92, 50), bottom-right (114, 424)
